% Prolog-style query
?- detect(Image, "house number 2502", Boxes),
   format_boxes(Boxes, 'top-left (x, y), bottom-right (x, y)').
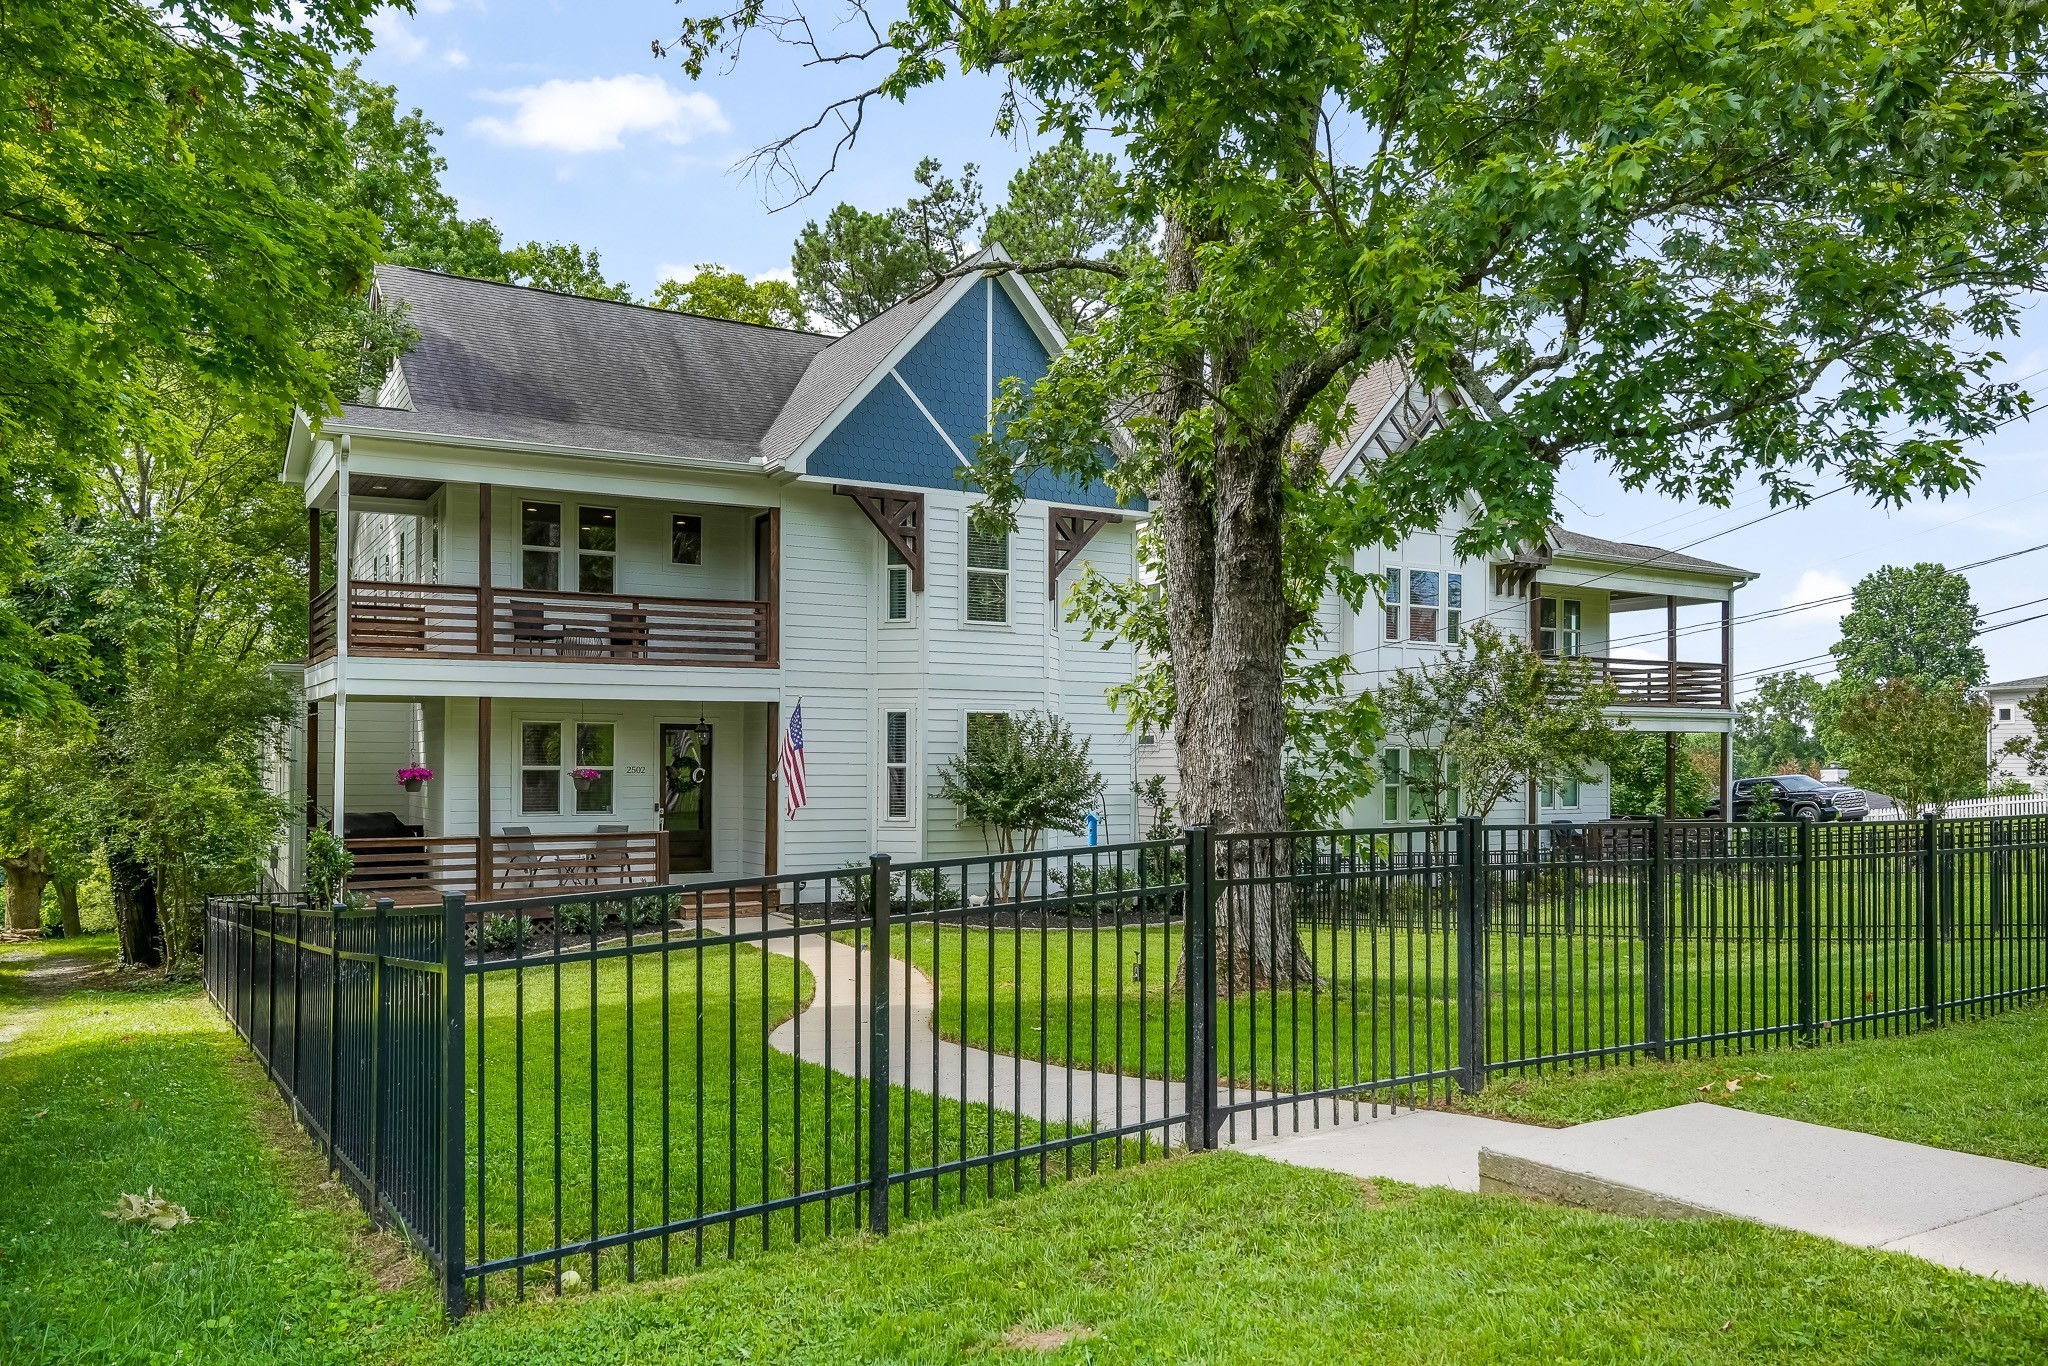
top-left (622, 766), bottom-right (649, 775)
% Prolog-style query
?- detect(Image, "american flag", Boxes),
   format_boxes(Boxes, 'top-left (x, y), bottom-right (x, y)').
top-left (780, 703), bottom-right (807, 819)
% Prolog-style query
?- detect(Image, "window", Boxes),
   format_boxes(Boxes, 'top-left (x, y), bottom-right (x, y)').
top-left (1384, 567), bottom-right (1462, 644)
top-left (1539, 598), bottom-right (1583, 657)
top-left (885, 544), bottom-right (910, 622)
top-left (1382, 746), bottom-right (1459, 820)
top-left (2001, 707), bottom-right (2013, 722)
top-left (966, 522), bottom-right (1009, 624)
top-left (671, 514), bottom-right (703, 566)
top-left (574, 723), bottom-right (615, 814)
top-left (520, 722), bottom-right (562, 815)
top-left (1540, 776), bottom-right (1581, 810)
top-left (578, 506), bottom-right (617, 594)
top-left (521, 502), bottom-right (562, 590)
top-left (520, 720), bottom-right (615, 814)
top-left (1381, 749), bottom-right (1402, 821)
top-left (884, 711), bottom-right (910, 820)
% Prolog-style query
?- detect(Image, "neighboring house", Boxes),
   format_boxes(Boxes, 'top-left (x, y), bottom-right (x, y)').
top-left (275, 261), bottom-right (1141, 903)
top-left (1142, 365), bottom-right (1756, 826)
top-left (1989, 674), bottom-right (2048, 793)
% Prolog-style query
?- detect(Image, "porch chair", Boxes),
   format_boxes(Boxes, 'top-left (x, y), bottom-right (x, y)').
top-left (498, 825), bottom-right (548, 890)
top-left (587, 824), bottom-right (634, 886)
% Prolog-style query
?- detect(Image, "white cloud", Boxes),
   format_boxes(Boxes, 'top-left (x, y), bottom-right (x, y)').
top-left (752, 266), bottom-right (798, 286)
top-left (471, 75), bottom-right (728, 155)
top-left (444, 48), bottom-right (470, 69)
top-left (1780, 568), bottom-right (1852, 627)
top-left (367, 8), bottom-right (428, 63)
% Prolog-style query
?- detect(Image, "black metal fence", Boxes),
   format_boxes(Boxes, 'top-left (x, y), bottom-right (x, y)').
top-left (205, 813), bottom-right (2048, 1316)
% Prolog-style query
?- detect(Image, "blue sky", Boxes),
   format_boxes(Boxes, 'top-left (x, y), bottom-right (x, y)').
top-left (362, 1), bottom-right (2048, 691)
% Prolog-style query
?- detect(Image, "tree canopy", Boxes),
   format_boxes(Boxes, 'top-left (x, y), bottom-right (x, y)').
top-left (1830, 563), bottom-right (1988, 691)
top-left (1736, 671), bottom-right (1829, 779)
top-left (1835, 679), bottom-right (1990, 814)
top-left (652, 266), bottom-right (809, 330)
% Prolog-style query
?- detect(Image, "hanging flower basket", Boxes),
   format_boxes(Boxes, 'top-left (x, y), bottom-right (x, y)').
top-left (570, 767), bottom-right (604, 793)
top-left (396, 765), bottom-right (435, 793)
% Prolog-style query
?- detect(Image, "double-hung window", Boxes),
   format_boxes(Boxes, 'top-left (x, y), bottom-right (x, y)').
top-left (1381, 746), bottom-right (1459, 821)
top-left (578, 507), bottom-right (617, 593)
top-left (966, 523), bottom-right (1010, 624)
top-left (885, 545), bottom-right (910, 622)
top-left (519, 720), bottom-right (616, 814)
top-left (1384, 567), bottom-right (1464, 645)
top-left (573, 723), bottom-right (616, 813)
top-left (1539, 776), bottom-right (1581, 810)
top-left (521, 502), bottom-right (562, 590)
top-left (883, 711), bottom-right (911, 820)
top-left (520, 722), bottom-right (562, 814)
top-left (671, 513), bottom-right (703, 565)
top-left (1538, 598), bottom-right (1584, 657)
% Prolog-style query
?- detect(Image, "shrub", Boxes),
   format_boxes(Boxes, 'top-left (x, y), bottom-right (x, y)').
top-left (552, 901), bottom-right (592, 935)
top-left (476, 913), bottom-right (529, 952)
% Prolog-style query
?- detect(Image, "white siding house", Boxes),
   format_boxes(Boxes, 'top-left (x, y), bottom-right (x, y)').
top-left (274, 263), bottom-right (1141, 901)
top-left (1989, 675), bottom-right (2047, 793)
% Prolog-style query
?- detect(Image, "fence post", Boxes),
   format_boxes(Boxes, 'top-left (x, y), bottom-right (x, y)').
top-left (440, 894), bottom-right (468, 1318)
top-left (1920, 812), bottom-right (1942, 1026)
top-left (1796, 817), bottom-right (1816, 1044)
top-left (1454, 816), bottom-right (1485, 1094)
top-left (1645, 816), bottom-right (1667, 1060)
top-left (369, 896), bottom-right (391, 1217)
top-left (328, 900), bottom-right (342, 1173)
top-left (1181, 826), bottom-right (1217, 1149)
top-left (291, 903), bottom-right (303, 1095)
top-left (866, 852), bottom-right (892, 1236)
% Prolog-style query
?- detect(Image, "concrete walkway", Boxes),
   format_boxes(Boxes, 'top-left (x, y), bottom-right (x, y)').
top-left (1478, 1104), bottom-right (2048, 1289)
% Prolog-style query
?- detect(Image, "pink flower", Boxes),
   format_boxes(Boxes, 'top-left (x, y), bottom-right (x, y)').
top-left (396, 766), bottom-right (435, 784)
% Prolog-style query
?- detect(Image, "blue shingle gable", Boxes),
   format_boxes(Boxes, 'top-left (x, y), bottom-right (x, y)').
top-left (803, 277), bottom-right (1142, 511)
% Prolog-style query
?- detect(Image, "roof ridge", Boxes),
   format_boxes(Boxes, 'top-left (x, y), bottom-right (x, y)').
top-left (375, 262), bottom-right (834, 340)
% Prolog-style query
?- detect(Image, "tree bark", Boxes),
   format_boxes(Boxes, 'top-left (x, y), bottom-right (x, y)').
top-left (54, 878), bottom-right (81, 938)
top-left (110, 848), bottom-right (163, 967)
top-left (3, 854), bottom-right (47, 932)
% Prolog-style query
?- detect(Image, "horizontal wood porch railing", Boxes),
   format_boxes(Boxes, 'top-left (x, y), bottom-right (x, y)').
top-left (308, 580), bottom-right (774, 666)
top-left (1556, 655), bottom-right (1730, 708)
top-left (343, 830), bottom-right (670, 907)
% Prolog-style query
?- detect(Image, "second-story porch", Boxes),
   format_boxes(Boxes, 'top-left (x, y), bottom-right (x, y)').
top-left (306, 475), bottom-right (780, 671)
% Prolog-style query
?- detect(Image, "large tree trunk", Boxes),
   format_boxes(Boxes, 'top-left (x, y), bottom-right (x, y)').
top-left (1155, 214), bottom-right (1315, 988)
top-left (110, 848), bottom-right (164, 968)
top-left (54, 878), bottom-right (81, 938)
top-left (3, 854), bottom-right (48, 932)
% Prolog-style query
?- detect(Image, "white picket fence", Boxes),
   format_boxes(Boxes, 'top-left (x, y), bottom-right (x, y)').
top-left (1868, 793), bottom-right (2048, 820)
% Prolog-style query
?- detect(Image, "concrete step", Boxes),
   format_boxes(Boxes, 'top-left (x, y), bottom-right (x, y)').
top-left (1478, 1103), bottom-right (2048, 1288)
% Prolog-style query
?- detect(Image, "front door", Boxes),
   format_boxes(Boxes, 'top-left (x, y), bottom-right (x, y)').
top-left (659, 723), bottom-right (713, 874)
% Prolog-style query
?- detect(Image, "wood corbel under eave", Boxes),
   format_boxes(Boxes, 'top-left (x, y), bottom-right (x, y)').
top-left (833, 485), bottom-right (925, 592)
top-left (1048, 507), bottom-right (1124, 599)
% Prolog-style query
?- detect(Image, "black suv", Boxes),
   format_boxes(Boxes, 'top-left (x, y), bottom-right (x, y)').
top-left (1706, 775), bottom-right (1868, 822)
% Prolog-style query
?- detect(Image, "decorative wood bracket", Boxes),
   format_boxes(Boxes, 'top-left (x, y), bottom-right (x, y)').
top-left (1493, 540), bottom-right (1552, 598)
top-left (833, 485), bottom-right (925, 592)
top-left (1048, 508), bottom-right (1124, 599)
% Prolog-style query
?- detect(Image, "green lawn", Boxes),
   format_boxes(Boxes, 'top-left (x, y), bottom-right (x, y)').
top-left (1466, 998), bottom-right (2048, 1167)
top-left (414, 1153), bottom-right (2048, 1364)
top-left (0, 935), bottom-right (437, 1364)
top-left (7, 935), bottom-right (2048, 1362)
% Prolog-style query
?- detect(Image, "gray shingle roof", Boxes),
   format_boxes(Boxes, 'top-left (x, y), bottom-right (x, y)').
top-left (1548, 527), bottom-right (1754, 581)
top-left (1989, 674), bottom-right (2048, 692)
top-left (336, 265), bottom-right (834, 464)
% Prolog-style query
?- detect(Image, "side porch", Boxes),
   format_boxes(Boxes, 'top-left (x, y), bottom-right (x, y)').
top-left (289, 693), bottom-right (782, 905)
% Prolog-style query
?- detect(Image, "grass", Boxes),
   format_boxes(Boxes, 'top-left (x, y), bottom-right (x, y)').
top-left (413, 1153), bottom-right (2048, 1364)
top-left (0, 935), bottom-right (438, 1364)
top-left (1467, 999), bottom-right (2048, 1167)
top-left (8, 932), bottom-right (2048, 1362)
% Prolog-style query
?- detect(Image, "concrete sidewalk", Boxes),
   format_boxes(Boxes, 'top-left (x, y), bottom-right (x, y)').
top-left (1478, 1103), bottom-right (2048, 1289)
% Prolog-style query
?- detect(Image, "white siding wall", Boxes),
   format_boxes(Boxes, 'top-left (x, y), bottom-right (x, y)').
top-left (1991, 690), bottom-right (2045, 791)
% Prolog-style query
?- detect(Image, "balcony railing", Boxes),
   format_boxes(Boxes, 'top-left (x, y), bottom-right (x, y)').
top-left (1558, 655), bottom-right (1731, 709)
top-left (309, 580), bottom-right (774, 667)
top-left (344, 830), bottom-right (671, 907)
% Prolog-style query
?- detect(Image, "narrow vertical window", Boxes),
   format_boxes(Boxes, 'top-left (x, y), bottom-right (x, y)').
top-left (885, 544), bottom-right (910, 622)
top-left (1408, 570), bottom-right (1440, 642)
top-left (577, 506), bottom-right (617, 594)
top-left (1408, 748), bottom-right (1438, 821)
top-left (1539, 598), bottom-right (1559, 655)
top-left (884, 711), bottom-right (910, 819)
top-left (1561, 599), bottom-right (1584, 658)
top-left (671, 513), bottom-right (703, 565)
top-left (1384, 569), bottom-right (1401, 642)
top-left (521, 502), bottom-right (562, 590)
top-left (1447, 572), bottom-right (1463, 643)
top-left (1381, 748), bottom-right (1402, 821)
top-left (573, 722), bottom-right (615, 814)
top-left (966, 523), bottom-right (1010, 623)
top-left (520, 722), bottom-right (563, 814)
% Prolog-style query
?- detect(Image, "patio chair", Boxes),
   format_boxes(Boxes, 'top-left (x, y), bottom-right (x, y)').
top-left (497, 825), bottom-right (547, 890)
top-left (508, 602), bottom-right (557, 655)
top-left (588, 824), bottom-right (634, 885)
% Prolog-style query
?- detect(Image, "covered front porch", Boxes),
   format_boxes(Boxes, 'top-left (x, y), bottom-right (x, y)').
top-left (295, 695), bottom-right (780, 905)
